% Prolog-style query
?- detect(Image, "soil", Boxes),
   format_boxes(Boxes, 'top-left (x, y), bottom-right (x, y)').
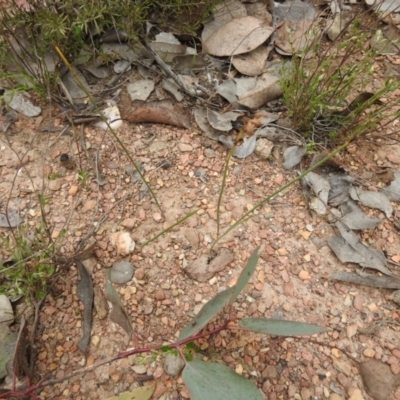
top-left (2, 10), bottom-right (400, 400)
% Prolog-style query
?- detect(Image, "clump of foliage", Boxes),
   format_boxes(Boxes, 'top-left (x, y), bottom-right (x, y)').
top-left (0, 195), bottom-right (60, 301)
top-left (0, 0), bottom-right (217, 95)
top-left (280, 15), bottom-right (400, 144)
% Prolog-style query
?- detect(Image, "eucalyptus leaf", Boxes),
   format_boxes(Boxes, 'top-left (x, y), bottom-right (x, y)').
top-left (105, 270), bottom-right (132, 338)
top-left (182, 359), bottom-right (263, 400)
top-left (229, 247), bottom-right (259, 305)
top-left (106, 383), bottom-right (155, 400)
top-left (239, 318), bottom-right (325, 336)
top-left (178, 287), bottom-right (234, 341)
top-left (76, 260), bottom-right (94, 355)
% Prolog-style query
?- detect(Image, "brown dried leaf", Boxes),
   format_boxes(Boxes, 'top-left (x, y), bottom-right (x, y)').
top-left (359, 359), bottom-right (400, 400)
top-left (122, 100), bottom-right (191, 128)
top-left (203, 17), bottom-right (273, 57)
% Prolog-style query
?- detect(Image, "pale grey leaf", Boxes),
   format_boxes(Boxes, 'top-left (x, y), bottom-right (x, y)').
top-left (349, 186), bottom-right (392, 218)
top-left (233, 134), bottom-right (258, 158)
top-left (127, 79), bottom-right (155, 101)
top-left (340, 200), bottom-right (382, 230)
top-left (234, 77), bottom-right (257, 97)
top-left (328, 236), bottom-right (391, 275)
top-left (303, 172), bottom-right (331, 205)
top-left (207, 109), bottom-right (242, 132)
top-left (283, 146), bottom-right (306, 169)
top-left (194, 108), bottom-right (220, 141)
top-left (216, 80), bottom-right (238, 103)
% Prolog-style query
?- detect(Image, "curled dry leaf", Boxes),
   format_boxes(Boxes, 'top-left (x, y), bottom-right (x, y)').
top-left (203, 16), bottom-right (274, 57)
top-left (303, 172), bottom-right (331, 205)
top-left (207, 109), bottom-right (242, 131)
top-left (122, 100), bottom-right (191, 129)
top-left (194, 108), bottom-right (220, 141)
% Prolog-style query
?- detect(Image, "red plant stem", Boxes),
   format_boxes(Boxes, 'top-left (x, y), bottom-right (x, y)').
top-left (8, 319), bottom-right (233, 396)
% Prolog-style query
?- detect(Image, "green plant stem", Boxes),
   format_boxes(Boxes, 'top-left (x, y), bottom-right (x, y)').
top-left (140, 209), bottom-right (198, 249)
top-left (53, 45), bottom-right (163, 214)
top-left (211, 141), bottom-right (349, 248)
top-left (217, 145), bottom-right (235, 236)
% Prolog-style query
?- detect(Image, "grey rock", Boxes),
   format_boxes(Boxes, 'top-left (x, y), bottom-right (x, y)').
top-left (254, 138), bottom-right (274, 160)
top-left (164, 354), bottom-right (185, 376)
top-left (204, 148), bottom-right (215, 158)
top-left (110, 260), bottom-right (134, 284)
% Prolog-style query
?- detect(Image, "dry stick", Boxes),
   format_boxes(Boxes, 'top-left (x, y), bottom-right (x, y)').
top-left (217, 145), bottom-right (236, 236)
top-left (138, 37), bottom-right (201, 97)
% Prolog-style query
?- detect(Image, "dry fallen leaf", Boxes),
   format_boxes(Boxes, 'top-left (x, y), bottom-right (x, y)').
top-left (203, 16), bottom-right (273, 57)
top-left (359, 359), bottom-right (400, 400)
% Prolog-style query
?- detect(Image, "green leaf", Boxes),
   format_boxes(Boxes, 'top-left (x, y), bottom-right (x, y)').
top-left (178, 287), bottom-right (234, 341)
top-left (182, 359), bottom-right (263, 400)
top-left (105, 382), bottom-right (155, 400)
top-left (229, 247), bottom-right (259, 305)
top-left (160, 345), bottom-right (172, 353)
top-left (239, 318), bottom-right (326, 336)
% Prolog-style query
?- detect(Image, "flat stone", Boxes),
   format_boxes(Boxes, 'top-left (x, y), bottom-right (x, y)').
top-left (68, 185), bottom-right (79, 196)
top-left (121, 218), bottom-right (136, 229)
top-left (178, 143), bottom-right (193, 152)
top-left (81, 200), bottom-right (96, 213)
top-left (110, 260), bottom-right (134, 284)
top-left (132, 365), bottom-right (147, 374)
top-left (204, 148), bottom-right (215, 158)
top-left (48, 180), bottom-right (61, 191)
